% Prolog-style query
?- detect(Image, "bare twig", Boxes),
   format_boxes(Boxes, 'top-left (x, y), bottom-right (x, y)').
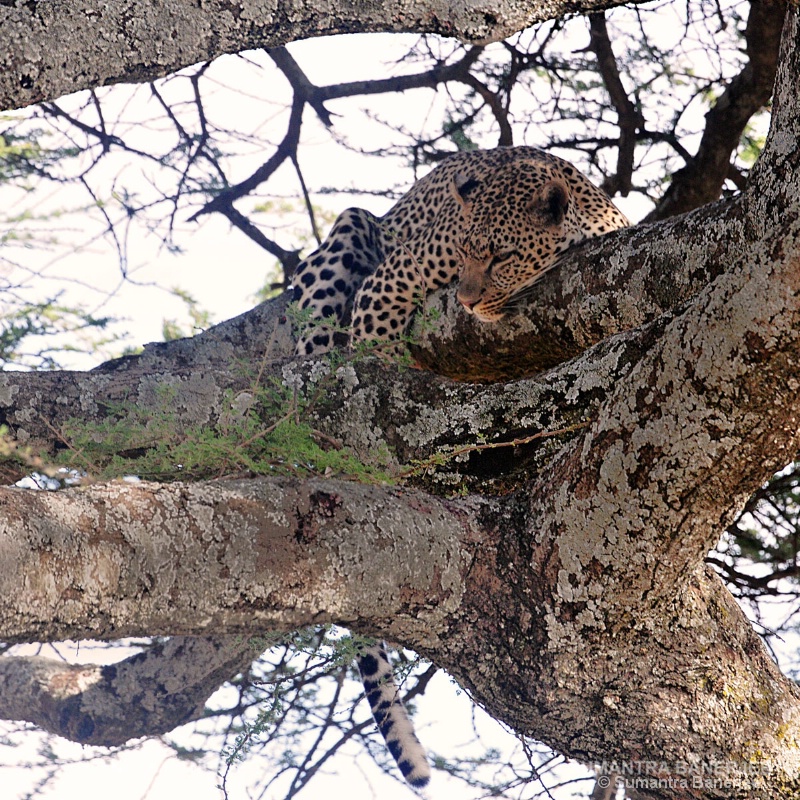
top-left (400, 422), bottom-right (590, 477)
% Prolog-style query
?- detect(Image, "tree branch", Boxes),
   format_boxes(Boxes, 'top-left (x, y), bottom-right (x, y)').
top-left (0, 478), bottom-right (473, 644)
top-left (588, 12), bottom-right (642, 196)
top-left (269, 46), bottom-right (334, 128)
top-left (645, 1), bottom-right (785, 221)
top-left (0, 637), bottom-right (256, 745)
top-left (187, 95), bottom-right (305, 223)
top-left (1, 6), bottom-right (800, 797)
top-left (0, 0), bottom-right (638, 112)
top-left (188, 46), bottom-right (488, 229)
top-left (411, 198), bottom-right (745, 380)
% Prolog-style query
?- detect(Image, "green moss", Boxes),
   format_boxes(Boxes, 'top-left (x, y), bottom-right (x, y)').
top-left (55, 375), bottom-right (394, 484)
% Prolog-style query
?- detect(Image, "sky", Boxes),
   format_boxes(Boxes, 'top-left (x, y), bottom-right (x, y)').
top-left (2, 638), bottom-right (586, 800)
top-left (1, 20), bottom-right (656, 372)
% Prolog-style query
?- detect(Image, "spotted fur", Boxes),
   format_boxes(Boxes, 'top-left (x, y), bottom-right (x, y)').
top-left (292, 146), bottom-right (629, 354)
top-left (357, 643), bottom-right (430, 788)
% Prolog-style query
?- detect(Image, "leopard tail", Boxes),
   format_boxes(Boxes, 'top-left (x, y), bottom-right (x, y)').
top-left (357, 643), bottom-right (431, 788)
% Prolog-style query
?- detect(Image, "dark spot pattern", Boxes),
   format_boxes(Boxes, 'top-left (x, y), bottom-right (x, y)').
top-left (292, 147), bottom-right (628, 353)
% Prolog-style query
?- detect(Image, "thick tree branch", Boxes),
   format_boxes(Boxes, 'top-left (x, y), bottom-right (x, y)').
top-left (0, 477), bottom-right (799, 797)
top-left (0, 322), bottom-right (622, 494)
top-left (411, 197), bottom-right (747, 380)
top-left (0, 478), bottom-right (473, 644)
top-left (0, 637), bottom-right (255, 745)
top-left (0, 0), bottom-right (637, 112)
top-left (1, 6), bottom-right (799, 799)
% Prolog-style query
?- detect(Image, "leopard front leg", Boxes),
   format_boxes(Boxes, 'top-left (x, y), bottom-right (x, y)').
top-left (349, 254), bottom-right (423, 347)
top-left (292, 208), bottom-right (386, 355)
top-left (350, 226), bottom-right (460, 347)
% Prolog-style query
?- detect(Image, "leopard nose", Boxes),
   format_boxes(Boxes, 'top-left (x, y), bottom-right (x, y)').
top-left (456, 295), bottom-right (478, 314)
top-left (457, 284), bottom-right (482, 311)
top-left (457, 293), bottom-right (478, 313)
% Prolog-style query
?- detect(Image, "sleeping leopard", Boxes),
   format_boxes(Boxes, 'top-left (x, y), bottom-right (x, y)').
top-left (290, 146), bottom-right (629, 788)
top-left (292, 145), bottom-right (629, 355)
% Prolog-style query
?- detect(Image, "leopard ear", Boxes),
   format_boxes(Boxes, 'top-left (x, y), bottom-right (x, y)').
top-left (451, 172), bottom-right (481, 209)
top-left (529, 179), bottom-right (570, 225)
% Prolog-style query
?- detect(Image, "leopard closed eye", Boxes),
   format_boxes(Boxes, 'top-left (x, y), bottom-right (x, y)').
top-left (292, 146), bottom-right (628, 355)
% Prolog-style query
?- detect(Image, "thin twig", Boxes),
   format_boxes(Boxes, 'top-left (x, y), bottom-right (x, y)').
top-left (400, 421), bottom-right (590, 477)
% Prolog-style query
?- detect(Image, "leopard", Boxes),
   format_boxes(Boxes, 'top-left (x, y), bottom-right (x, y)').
top-left (289, 146), bottom-right (629, 788)
top-left (292, 145), bottom-right (629, 356)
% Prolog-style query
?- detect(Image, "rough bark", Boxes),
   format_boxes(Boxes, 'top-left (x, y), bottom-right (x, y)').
top-left (411, 198), bottom-right (745, 380)
top-left (0, 4), bottom-right (799, 800)
top-left (0, 0), bottom-right (635, 112)
top-left (0, 637), bottom-right (256, 744)
top-left (0, 478), bottom-right (471, 644)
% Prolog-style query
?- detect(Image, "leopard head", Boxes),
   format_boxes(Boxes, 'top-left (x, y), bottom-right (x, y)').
top-left (450, 163), bottom-right (584, 322)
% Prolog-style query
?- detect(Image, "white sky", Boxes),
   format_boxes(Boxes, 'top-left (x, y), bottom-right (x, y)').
top-left (1, 20), bottom-right (656, 371)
